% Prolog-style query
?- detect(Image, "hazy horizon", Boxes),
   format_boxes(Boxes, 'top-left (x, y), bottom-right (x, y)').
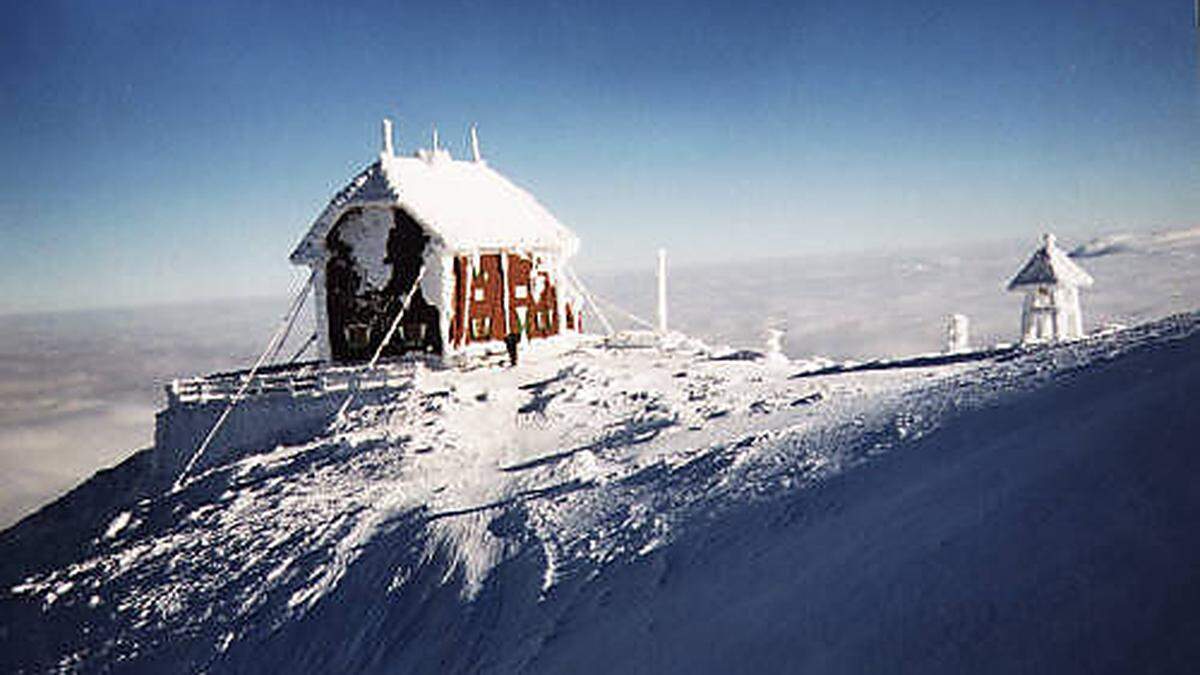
top-left (0, 223), bottom-right (1187, 317)
top-left (3, 229), bottom-right (1199, 529)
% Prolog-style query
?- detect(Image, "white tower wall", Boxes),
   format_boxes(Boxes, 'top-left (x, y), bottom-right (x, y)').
top-left (1019, 284), bottom-right (1085, 343)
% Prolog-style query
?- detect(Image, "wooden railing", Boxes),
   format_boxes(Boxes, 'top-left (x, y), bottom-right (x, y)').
top-left (165, 361), bottom-right (415, 407)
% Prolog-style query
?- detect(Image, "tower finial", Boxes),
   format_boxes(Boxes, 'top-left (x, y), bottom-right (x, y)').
top-left (1043, 232), bottom-right (1056, 249)
top-left (470, 124), bottom-right (482, 162)
top-left (381, 118), bottom-right (395, 157)
top-left (432, 125), bottom-right (439, 152)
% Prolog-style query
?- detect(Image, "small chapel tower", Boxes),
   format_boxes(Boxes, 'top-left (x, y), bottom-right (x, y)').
top-left (1007, 233), bottom-right (1094, 344)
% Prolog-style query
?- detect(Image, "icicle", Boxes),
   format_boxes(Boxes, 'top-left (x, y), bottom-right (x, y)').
top-left (533, 274), bottom-right (546, 303)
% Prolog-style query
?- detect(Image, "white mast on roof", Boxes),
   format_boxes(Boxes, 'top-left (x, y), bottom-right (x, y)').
top-left (381, 118), bottom-right (395, 157)
top-left (432, 125), bottom-right (440, 152)
top-left (470, 124), bottom-right (482, 163)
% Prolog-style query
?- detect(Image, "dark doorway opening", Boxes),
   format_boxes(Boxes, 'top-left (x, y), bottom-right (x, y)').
top-left (325, 208), bottom-right (443, 363)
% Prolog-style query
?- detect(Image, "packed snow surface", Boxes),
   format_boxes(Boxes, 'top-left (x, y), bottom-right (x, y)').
top-left (3, 312), bottom-right (1200, 673)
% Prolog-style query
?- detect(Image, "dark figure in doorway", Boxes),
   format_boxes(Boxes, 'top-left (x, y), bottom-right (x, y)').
top-left (505, 332), bottom-right (520, 366)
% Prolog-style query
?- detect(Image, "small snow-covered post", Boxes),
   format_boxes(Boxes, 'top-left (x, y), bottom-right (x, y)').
top-left (945, 314), bottom-right (969, 353)
top-left (764, 325), bottom-right (787, 366)
top-left (656, 248), bottom-right (668, 334)
top-left (381, 118), bottom-right (395, 157)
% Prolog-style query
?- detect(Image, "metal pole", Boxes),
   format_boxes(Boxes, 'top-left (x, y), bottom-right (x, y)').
top-left (656, 248), bottom-right (668, 334)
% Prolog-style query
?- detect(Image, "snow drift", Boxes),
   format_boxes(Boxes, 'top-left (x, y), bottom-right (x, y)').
top-left (2, 313), bottom-right (1200, 673)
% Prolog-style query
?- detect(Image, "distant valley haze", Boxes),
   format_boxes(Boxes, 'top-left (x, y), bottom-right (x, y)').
top-left (2, 230), bottom-right (1199, 528)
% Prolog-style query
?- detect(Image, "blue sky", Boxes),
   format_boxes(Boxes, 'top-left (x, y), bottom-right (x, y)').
top-left (1, 0), bottom-right (1197, 313)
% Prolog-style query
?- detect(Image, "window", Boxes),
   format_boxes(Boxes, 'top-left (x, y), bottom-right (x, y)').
top-left (474, 287), bottom-right (485, 302)
top-left (345, 323), bottom-right (371, 350)
top-left (402, 323), bottom-right (426, 342)
top-left (472, 316), bottom-right (492, 339)
top-left (514, 285), bottom-right (528, 299)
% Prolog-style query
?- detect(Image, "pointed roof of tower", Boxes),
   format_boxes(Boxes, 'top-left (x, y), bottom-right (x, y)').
top-left (1007, 233), bottom-right (1094, 291)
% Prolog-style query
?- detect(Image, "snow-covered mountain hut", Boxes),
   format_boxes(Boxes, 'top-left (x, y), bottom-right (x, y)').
top-left (1007, 233), bottom-right (1094, 344)
top-left (290, 121), bottom-right (582, 364)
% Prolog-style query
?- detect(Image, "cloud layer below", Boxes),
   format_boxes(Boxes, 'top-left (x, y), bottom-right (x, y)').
top-left (1, 230), bottom-right (1197, 529)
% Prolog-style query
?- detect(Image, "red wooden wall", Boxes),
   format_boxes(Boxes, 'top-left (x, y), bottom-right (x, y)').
top-left (450, 251), bottom-right (567, 348)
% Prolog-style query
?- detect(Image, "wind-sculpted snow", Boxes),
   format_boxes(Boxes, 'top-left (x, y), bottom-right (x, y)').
top-left (3, 314), bottom-right (1200, 673)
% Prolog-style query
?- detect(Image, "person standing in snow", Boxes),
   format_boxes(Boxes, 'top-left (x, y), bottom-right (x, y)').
top-left (505, 314), bottom-right (523, 367)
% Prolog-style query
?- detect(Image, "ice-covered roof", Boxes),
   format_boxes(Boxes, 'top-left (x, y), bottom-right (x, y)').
top-left (291, 149), bottom-right (579, 264)
top-left (1007, 234), bottom-right (1094, 291)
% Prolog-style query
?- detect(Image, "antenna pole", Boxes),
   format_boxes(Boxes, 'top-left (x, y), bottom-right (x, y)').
top-left (381, 118), bottom-right (394, 157)
top-left (656, 248), bottom-right (668, 334)
top-left (470, 124), bottom-right (482, 162)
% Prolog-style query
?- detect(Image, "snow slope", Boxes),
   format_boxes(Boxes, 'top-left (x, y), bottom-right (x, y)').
top-left (2, 314), bottom-right (1199, 673)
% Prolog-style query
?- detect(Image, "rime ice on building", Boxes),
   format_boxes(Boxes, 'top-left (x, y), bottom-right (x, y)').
top-left (1007, 233), bottom-right (1094, 344)
top-left (290, 120), bottom-right (583, 363)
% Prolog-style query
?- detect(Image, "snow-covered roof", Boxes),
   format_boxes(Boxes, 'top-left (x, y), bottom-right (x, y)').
top-left (1007, 234), bottom-right (1094, 291)
top-left (291, 151), bottom-right (579, 264)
